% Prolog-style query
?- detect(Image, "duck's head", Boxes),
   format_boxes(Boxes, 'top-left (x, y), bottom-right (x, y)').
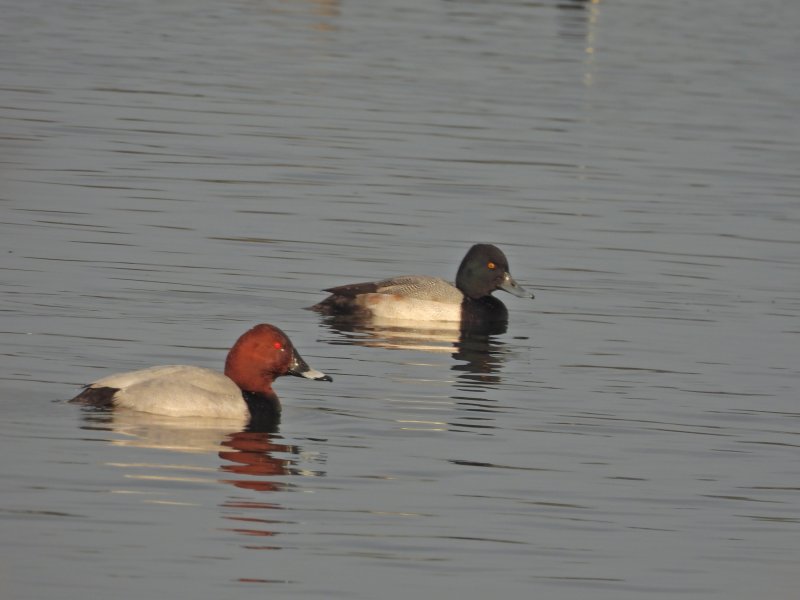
top-left (455, 244), bottom-right (534, 300)
top-left (224, 324), bottom-right (332, 395)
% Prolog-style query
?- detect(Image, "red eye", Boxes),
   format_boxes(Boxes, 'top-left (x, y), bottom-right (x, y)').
top-left (274, 341), bottom-right (283, 350)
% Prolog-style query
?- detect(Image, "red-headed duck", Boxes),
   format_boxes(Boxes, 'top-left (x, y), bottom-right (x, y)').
top-left (311, 244), bottom-right (534, 325)
top-left (70, 324), bottom-right (332, 420)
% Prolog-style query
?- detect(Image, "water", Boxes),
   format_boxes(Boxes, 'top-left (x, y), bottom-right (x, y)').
top-left (2, 0), bottom-right (799, 598)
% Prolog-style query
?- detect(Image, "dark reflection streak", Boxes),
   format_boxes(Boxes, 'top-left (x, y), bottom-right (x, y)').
top-left (565, 413), bottom-right (736, 433)
top-left (38, 181), bottom-right (162, 191)
top-left (454, 423), bottom-right (496, 430)
top-left (541, 311), bottom-right (715, 323)
top-left (31, 220), bottom-right (116, 229)
top-left (563, 364), bottom-right (701, 374)
top-left (92, 87), bottom-right (205, 97)
top-left (38, 332), bottom-right (139, 342)
top-left (450, 459), bottom-right (551, 472)
top-left (72, 241), bottom-right (138, 247)
top-left (738, 441), bottom-right (800, 449)
top-left (600, 246), bottom-right (797, 265)
top-left (14, 209), bottom-right (90, 216)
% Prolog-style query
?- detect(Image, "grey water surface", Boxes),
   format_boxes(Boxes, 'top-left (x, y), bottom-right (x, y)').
top-left (2, 0), bottom-right (799, 598)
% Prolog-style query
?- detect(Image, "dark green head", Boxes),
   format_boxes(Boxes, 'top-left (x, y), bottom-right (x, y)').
top-left (455, 244), bottom-right (534, 300)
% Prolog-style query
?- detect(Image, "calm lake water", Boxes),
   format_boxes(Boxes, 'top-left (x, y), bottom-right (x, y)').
top-left (2, 0), bottom-right (799, 598)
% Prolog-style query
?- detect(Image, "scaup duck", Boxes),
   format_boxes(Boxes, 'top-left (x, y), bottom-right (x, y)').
top-left (311, 244), bottom-right (534, 324)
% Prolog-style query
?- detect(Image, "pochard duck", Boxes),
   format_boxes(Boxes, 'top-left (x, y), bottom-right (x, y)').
top-left (311, 244), bottom-right (534, 325)
top-left (70, 324), bottom-right (331, 420)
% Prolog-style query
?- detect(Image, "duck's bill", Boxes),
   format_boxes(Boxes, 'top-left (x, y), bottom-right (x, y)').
top-left (289, 352), bottom-right (333, 382)
top-left (499, 272), bottom-right (535, 299)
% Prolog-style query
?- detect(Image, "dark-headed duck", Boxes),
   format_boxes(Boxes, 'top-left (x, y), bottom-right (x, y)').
top-left (310, 244), bottom-right (534, 325)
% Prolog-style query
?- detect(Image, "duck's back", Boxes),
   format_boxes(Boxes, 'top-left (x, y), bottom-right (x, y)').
top-left (370, 276), bottom-right (464, 303)
top-left (313, 275), bottom-right (465, 320)
top-left (320, 275), bottom-right (463, 302)
top-left (74, 365), bottom-right (249, 419)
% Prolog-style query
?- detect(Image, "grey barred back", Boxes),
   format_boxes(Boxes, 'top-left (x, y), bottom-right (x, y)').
top-left (372, 276), bottom-right (464, 303)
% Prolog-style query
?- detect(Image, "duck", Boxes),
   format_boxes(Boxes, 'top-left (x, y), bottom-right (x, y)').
top-left (310, 243), bottom-right (534, 325)
top-left (69, 324), bottom-right (332, 421)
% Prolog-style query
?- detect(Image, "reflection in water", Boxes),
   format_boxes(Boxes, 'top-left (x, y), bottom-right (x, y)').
top-left (318, 315), bottom-right (508, 377)
top-left (449, 332), bottom-right (510, 433)
top-left (319, 315), bottom-right (465, 353)
top-left (217, 431), bottom-right (310, 541)
top-left (557, 0), bottom-right (601, 87)
top-left (451, 331), bottom-right (507, 386)
top-left (76, 406), bottom-right (325, 544)
top-left (219, 430), bottom-right (323, 492)
top-left (267, 0), bottom-right (340, 32)
top-left (78, 407), bottom-right (251, 454)
top-left (557, 0), bottom-right (599, 42)
top-left (318, 316), bottom-right (514, 434)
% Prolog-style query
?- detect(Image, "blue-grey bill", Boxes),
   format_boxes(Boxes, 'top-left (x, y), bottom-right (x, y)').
top-left (499, 272), bottom-right (535, 299)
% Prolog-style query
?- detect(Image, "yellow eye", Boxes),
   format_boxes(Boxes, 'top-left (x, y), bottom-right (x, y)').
top-left (487, 261), bottom-right (496, 270)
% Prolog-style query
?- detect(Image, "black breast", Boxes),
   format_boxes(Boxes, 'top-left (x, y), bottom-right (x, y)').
top-left (242, 390), bottom-right (282, 432)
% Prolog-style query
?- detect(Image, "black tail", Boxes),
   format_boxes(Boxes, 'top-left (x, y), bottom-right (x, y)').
top-left (309, 282), bottom-right (381, 316)
top-left (69, 386), bottom-right (119, 407)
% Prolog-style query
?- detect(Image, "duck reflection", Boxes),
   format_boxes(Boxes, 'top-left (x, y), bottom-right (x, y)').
top-left (318, 315), bottom-right (511, 433)
top-left (451, 329), bottom-right (507, 386)
top-left (78, 407), bottom-right (254, 453)
top-left (219, 429), bottom-right (324, 492)
top-left (558, 0), bottom-right (600, 39)
top-left (75, 407), bottom-right (324, 539)
top-left (318, 314), bottom-right (507, 377)
top-left (557, 0), bottom-right (602, 90)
